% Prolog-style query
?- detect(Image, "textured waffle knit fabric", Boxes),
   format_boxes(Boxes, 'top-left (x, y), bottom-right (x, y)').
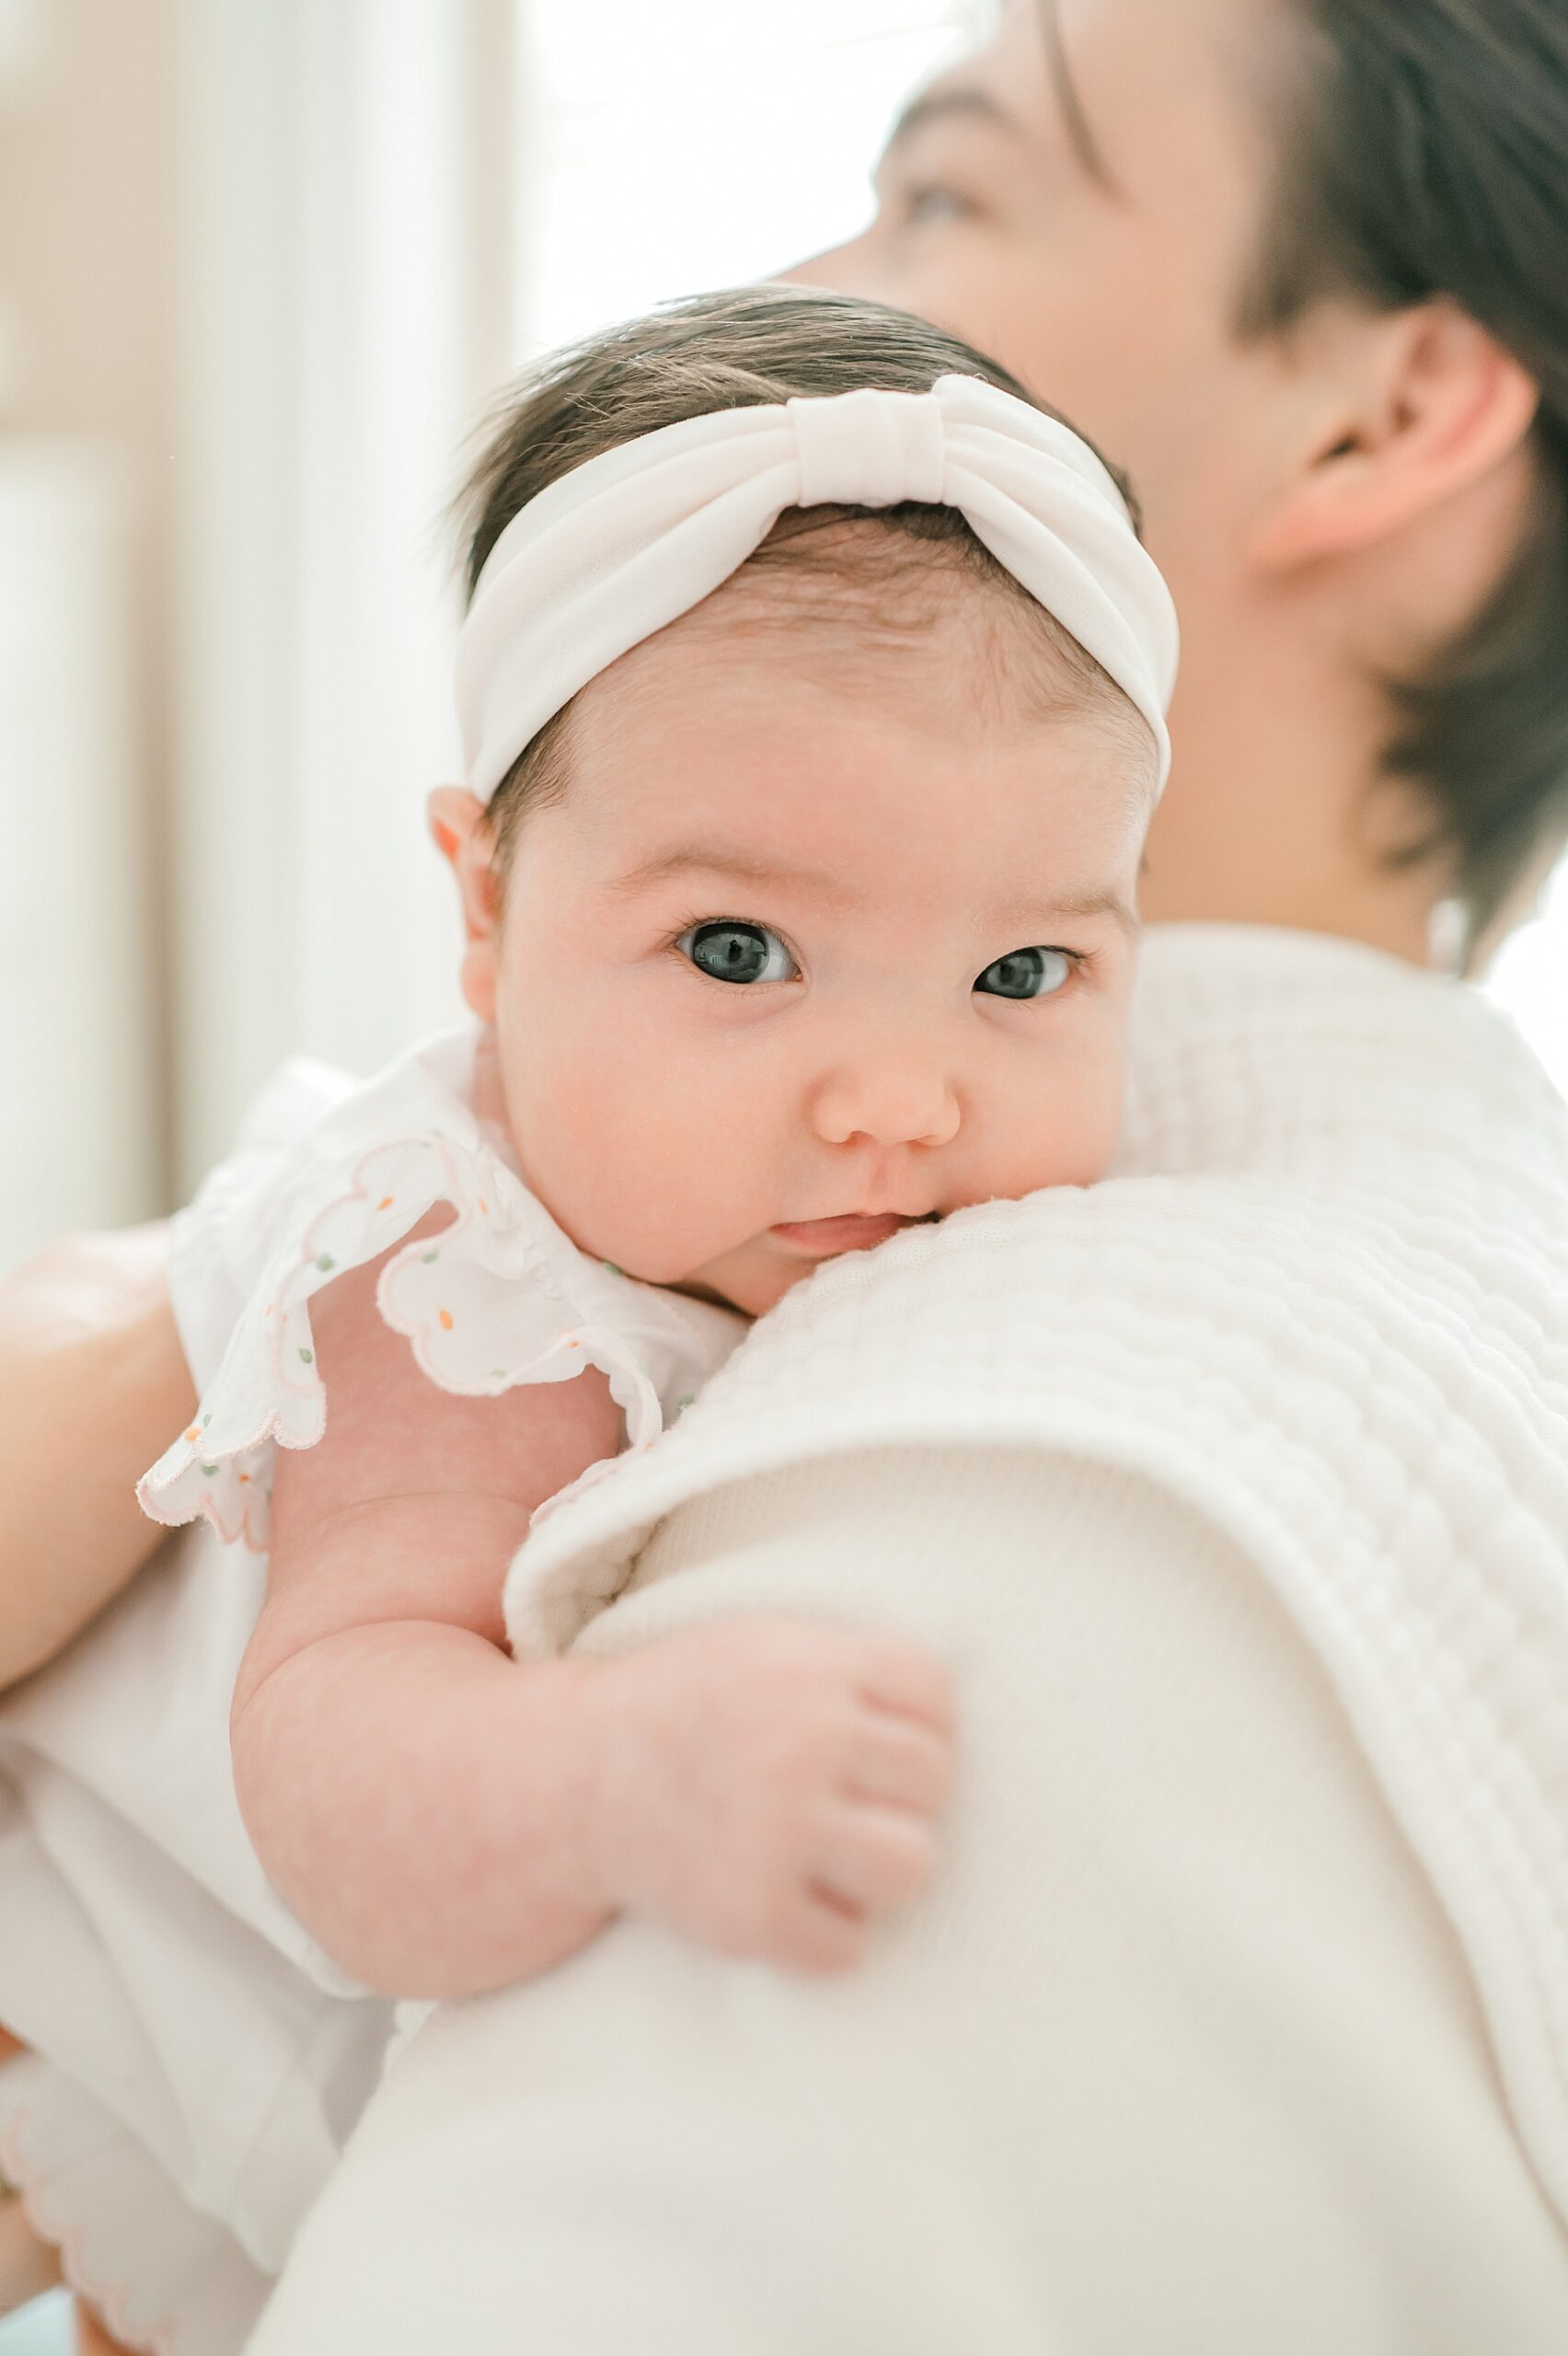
top-left (245, 919), bottom-right (1568, 2355)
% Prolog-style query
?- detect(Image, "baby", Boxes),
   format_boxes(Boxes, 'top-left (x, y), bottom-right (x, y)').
top-left (2, 278), bottom-right (1173, 2356)
top-left (140, 285), bottom-right (1176, 2006)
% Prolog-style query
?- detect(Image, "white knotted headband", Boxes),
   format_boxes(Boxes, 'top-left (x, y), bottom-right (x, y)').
top-left (456, 372), bottom-right (1179, 803)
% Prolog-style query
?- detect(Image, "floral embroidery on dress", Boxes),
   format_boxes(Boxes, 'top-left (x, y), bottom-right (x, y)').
top-left (137, 1034), bottom-right (744, 1553)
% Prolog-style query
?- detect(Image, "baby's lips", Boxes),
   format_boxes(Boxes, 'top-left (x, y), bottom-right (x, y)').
top-left (769, 1213), bottom-right (917, 1259)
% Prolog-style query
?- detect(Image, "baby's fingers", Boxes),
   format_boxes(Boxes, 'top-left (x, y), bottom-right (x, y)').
top-left (845, 1714), bottom-right (952, 1817)
top-left (773, 1889), bottom-right (869, 1977)
top-left (850, 1636), bottom-right (955, 1733)
top-left (813, 1803), bottom-right (936, 1916)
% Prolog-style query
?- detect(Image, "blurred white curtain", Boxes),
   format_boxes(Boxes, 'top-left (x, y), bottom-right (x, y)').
top-left (0, 442), bottom-right (156, 1262)
top-left (173, 0), bottom-right (514, 1188)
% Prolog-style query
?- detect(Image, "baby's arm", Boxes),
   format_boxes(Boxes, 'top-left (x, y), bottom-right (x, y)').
top-left (232, 1247), bottom-right (953, 1998)
top-left (0, 1225), bottom-right (192, 1692)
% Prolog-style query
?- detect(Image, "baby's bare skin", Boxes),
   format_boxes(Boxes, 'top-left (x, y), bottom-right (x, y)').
top-left (236, 1248), bottom-right (953, 1990)
top-left (241, 1243), bottom-right (951, 1997)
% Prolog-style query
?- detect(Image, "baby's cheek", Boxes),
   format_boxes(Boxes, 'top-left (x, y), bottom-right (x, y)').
top-left (1003, 1036), bottom-right (1129, 1195)
top-left (1066, 1060), bottom-right (1130, 1182)
top-left (513, 1064), bottom-right (767, 1284)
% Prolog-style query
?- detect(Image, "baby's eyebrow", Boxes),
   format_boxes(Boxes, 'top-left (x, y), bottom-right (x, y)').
top-left (609, 849), bottom-right (850, 900)
top-left (997, 887), bottom-right (1140, 940)
top-left (613, 857), bottom-right (1136, 939)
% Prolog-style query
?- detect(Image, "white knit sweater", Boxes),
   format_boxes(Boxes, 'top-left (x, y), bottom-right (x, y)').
top-left (504, 921), bottom-right (1568, 2223)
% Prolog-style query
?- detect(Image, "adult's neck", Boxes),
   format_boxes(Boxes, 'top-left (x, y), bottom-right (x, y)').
top-left (1137, 587), bottom-right (1446, 969)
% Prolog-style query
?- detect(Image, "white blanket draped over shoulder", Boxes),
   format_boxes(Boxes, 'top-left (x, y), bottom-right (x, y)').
top-left (250, 922), bottom-right (1568, 2355)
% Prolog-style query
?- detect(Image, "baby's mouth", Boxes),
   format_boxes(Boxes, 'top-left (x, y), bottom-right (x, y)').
top-left (768, 1212), bottom-right (931, 1260)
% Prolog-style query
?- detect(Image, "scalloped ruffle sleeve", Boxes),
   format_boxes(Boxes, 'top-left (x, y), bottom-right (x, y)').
top-left (137, 1030), bottom-right (744, 1551)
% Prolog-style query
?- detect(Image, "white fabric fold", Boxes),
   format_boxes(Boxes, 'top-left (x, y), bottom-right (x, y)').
top-left (455, 375), bottom-right (1179, 803)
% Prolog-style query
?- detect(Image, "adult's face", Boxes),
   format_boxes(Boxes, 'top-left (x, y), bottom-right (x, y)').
top-left (796, 0), bottom-right (1354, 929)
top-left (800, 0), bottom-right (1293, 655)
top-left (796, 0), bottom-right (1533, 954)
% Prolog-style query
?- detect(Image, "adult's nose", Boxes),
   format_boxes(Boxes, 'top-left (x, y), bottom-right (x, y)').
top-left (774, 237), bottom-right (878, 300)
top-left (809, 1045), bottom-right (963, 1153)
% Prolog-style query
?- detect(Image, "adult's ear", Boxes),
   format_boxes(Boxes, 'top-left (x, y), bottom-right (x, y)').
top-left (1250, 298), bottom-right (1539, 571)
top-left (427, 786), bottom-right (502, 1022)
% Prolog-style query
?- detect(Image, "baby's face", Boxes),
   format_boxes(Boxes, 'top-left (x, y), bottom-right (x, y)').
top-left (453, 580), bottom-right (1151, 1316)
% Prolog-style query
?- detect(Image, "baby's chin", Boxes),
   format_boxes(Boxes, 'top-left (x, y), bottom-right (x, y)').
top-left (661, 1251), bottom-right (792, 1321)
top-left (672, 1217), bottom-right (937, 1320)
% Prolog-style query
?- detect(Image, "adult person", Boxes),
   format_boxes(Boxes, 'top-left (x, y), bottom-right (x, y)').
top-left (5, 0), bottom-right (1568, 2347)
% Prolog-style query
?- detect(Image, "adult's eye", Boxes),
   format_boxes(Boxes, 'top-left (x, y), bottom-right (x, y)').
top-left (903, 182), bottom-right (976, 227)
top-left (677, 921), bottom-right (799, 986)
top-left (974, 947), bottom-right (1074, 1001)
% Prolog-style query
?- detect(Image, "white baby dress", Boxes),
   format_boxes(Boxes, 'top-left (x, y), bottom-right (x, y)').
top-left (0, 1025), bottom-right (744, 2356)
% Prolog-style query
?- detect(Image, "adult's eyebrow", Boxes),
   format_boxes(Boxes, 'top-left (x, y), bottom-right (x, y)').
top-left (879, 85), bottom-right (1020, 167)
top-left (881, 29), bottom-right (1122, 202)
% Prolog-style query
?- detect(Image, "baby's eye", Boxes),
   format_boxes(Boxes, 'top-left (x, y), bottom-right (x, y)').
top-left (974, 947), bottom-right (1075, 1001)
top-left (677, 921), bottom-right (800, 987)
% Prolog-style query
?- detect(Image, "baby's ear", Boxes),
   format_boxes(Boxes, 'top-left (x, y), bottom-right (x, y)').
top-left (427, 787), bottom-right (502, 1023)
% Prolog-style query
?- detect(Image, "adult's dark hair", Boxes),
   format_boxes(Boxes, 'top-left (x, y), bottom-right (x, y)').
top-left (455, 286), bottom-right (1140, 861)
top-left (1246, 0), bottom-right (1568, 949)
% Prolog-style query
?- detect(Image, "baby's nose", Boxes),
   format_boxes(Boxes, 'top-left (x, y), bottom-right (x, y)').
top-left (810, 1057), bottom-right (962, 1153)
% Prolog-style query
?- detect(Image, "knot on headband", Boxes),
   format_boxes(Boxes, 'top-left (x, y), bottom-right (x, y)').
top-left (787, 386), bottom-right (948, 509)
top-left (456, 374), bottom-right (1179, 805)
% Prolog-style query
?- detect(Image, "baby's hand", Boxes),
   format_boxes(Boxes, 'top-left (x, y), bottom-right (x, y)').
top-left (581, 1620), bottom-right (954, 1974)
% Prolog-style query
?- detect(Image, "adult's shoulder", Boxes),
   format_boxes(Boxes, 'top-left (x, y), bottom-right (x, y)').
top-left (509, 924), bottom-right (1568, 2223)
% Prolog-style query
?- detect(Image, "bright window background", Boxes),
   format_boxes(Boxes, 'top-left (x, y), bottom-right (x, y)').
top-left (514, 0), bottom-right (974, 354)
top-left (1491, 865), bottom-right (1568, 1094)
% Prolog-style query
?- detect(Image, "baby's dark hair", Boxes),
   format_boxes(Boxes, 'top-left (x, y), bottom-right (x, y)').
top-left (453, 286), bottom-right (1148, 863)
